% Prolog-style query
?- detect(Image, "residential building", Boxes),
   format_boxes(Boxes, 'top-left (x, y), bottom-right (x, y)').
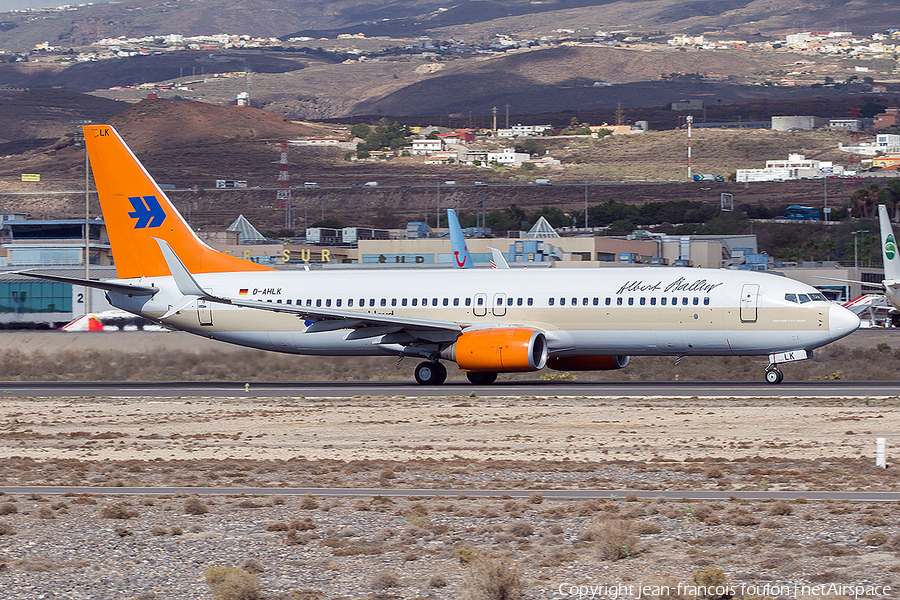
top-left (874, 107), bottom-right (900, 129)
top-left (736, 154), bottom-right (845, 182)
top-left (772, 116), bottom-right (828, 131)
top-left (486, 148), bottom-right (531, 166)
top-left (411, 139), bottom-right (443, 155)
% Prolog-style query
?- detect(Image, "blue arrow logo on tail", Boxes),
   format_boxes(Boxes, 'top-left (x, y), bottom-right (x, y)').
top-left (128, 196), bottom-right (166, 228)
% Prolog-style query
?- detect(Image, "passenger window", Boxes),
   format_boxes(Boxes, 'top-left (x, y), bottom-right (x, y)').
top-left (704, 297), bottom-right (710, 305)
top-left (517, 298), bottom-right (523, 306)
top-left (306, 299), bottom-right (311, 307)
top-left (348, 299), bottom-right (354, 307)
top-left (593, 298), bottom-right (599, 306)
top-left (316, 299), bottom-right (322, 307)
top-left (605, 298), bottom-right (611, 306)
top-left (359, 298), bottom-right (364, 306)
top-left (369, 299), bottom-right (375, 307)
top-left (443, 298), bottom-right (449, 306)
top-left (336, 299), bottom-right (341, 307)
top-left (572, 297), bottom-right (577, 306)
top-left (693, 297), bottom-right (699, 305)
top-left (286, 300), bottom-right (292, 305)
top-left (682, 297), bottom-right (688, 305)
top-left (325, 299), bottom-right (331, 307)
top-left (560, 298), bottom-right (566, 306)
top-left (650, 297), bottom-right (656, 306)
top-left (412, 298), bottom-right (418, 306)
top-left (661, 297), bottom-right (667, 306)
top-left (496, 297), bottom-right (503, 306)
top-left (391, 298), bottom-right (397, 307)
top-left (277, 299), bottom-right (282, 304)
top-left (527, 298), bottom-right (533, 306)
top-left (466, 298), bottom-right (472, 306)
top-left (453, 298), bottom-right (459, 306)
top-left (617, 297), bottom-right (623, 306)
top-left (798, 294), bottom-right (811, 303)
top-left (507, 297), bottom-right (513, 306)
top-left (432, 298), bottom-right (438, 306)
top-left (628, 297), bottom-right (634, 306)
top-left (549, 297), bottom-right (555, 306)
top-left (640, 297), bottom-right (645, 306)
top-left (402, 298), bottom-right (407, 307)
top-left (380, 299), bottom-right (386, 307)
top-left (477, 297), bottom-right (483, 306)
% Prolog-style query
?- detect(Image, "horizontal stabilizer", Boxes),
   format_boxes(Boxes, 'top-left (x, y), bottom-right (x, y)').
top-left (15, 271), bottom-right (158, 295)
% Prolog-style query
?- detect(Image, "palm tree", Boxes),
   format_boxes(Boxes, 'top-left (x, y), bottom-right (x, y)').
top-left (851, 183), bottom-right (882, 219)
top-left (880, 179), bottom-right (900, 222)
top-left (802, 237), bottom-right (819, 261)
top-left (820, 236), bottom-right (836, 261)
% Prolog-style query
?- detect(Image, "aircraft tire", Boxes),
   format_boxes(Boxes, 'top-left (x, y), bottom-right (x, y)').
top-left (466, 371), bottom-right (498, 385)
top-left (415, 361), bottom-right (446, 385)
top-left (765, 368), bottom-right (783, 385)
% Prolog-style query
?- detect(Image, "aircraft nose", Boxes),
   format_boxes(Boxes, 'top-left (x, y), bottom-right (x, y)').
top-left (829, 303), bottom-right (860, 341)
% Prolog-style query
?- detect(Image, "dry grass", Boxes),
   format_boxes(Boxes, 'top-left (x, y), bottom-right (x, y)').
top-left (461, 553), bottom-right (526, 600)
top-left (584, 517), bottom-right (640, 561)
top-left (1, 338), bottom-right (898, 382)
top-left (203, 566), bottom-right (262, 600)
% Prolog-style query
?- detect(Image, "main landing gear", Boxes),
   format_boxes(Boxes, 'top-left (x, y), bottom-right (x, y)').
top-left (765, 366), bottom-right (784, 385)
top-left (466, 372), bottom-right (498, 385)
top-left (415, 361), bottom-right (447, 385)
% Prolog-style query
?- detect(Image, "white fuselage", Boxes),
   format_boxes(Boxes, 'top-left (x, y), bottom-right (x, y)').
top-left (106, 267), bottom-right (860, 360)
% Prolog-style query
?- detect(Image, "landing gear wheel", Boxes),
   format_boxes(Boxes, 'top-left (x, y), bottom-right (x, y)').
top-left (415, 361), bottom-right (447, 385)
top-left (466, 371), bottom-right (498, 385)
top-left (765, 368), bottom-right (784, 385)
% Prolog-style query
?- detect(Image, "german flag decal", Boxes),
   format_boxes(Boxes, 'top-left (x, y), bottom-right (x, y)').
top-left (239, 289), bottom-right (249, 295)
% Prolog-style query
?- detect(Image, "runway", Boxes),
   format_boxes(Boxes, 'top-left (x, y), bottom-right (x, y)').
top-left (0, 379), bottom-right (898, 398)
top-left (1, 485), bottom-right (899, 502)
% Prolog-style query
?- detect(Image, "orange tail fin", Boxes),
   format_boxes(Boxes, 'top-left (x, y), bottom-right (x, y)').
top-left (84, 124), bottom-right (275, 279)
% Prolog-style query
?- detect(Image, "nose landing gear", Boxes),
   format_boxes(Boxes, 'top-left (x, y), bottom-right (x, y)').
top-left (765, 366), bottom-right (784, 385)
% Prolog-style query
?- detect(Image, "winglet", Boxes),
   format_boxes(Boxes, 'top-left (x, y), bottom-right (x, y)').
top-left (153, 238), bottom-right (211, 299)
top-left (487, 246), bottom-right (510, 269)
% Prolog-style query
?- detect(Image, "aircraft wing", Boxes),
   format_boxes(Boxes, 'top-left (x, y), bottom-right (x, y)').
top-left (812, 275), bottom-right (885, 289)
top-left (153, 237), bottom-right (467, 333)
top-left (14, 271), bottom-right (159, 295)
top-left (223, 296), bottom-right (466, 333)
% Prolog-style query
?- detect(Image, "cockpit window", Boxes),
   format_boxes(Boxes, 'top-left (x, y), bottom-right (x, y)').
top-left (785, 294), bottom-right (798, 303)
top-left (797, 294), bottom-right (811, 303)
top-left (809, 293), bottom-right (827, 301)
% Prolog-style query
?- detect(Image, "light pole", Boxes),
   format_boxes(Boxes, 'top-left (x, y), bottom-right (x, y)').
top-left (584, 179), bottom-right (589, 230)
top-left (852, 229), bottom-right (869, 298)
top-left (436, 182), bottom-right (441, 229)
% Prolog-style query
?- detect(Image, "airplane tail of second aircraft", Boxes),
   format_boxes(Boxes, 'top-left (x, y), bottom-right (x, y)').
top-left (879, 204), bottom-right (900, 284)
top-left (83, 124), bottom-right (273, 279)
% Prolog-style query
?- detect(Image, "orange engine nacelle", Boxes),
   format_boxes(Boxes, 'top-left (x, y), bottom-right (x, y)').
top-left (442, 328), bottom-right (548, 372)
top-left (546, 355), bottom-right (631, 371)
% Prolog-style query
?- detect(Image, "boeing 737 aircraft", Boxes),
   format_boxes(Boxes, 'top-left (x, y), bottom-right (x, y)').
top-left (447, 208), bottom-right (509, 269)
top-left (24, 125), bottom-right (860, 385)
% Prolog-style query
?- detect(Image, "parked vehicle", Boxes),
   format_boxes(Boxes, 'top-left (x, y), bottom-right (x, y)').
top-left (303, 182), bottom-right (320, 189)
top-left (534, 179), bottom-right (551, 185)
top-left (364, 181), bottom-right (379, 187)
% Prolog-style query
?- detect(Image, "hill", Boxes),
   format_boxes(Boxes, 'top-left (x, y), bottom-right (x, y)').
top-left (1, 0), bottom-right (900, 52)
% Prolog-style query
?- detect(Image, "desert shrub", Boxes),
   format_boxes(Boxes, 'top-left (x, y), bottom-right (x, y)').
top-left (240, 558), bottom-right (265, 573)
top-left (266, 522), bottom-right (290, 532)
top-left (690, 567), bottom-right (729, 600)
top-left (507, 521), bottom-right (535, 537)
top-left (769, 501), bottom-right (792, 515)
top-left (527, 492), bottom-right (543, 505)
top-left (585, 518), bottom-right (639, 561)
top-left (429, 574), bottom-right (448, 588)
top-left (693, 504), bottom-right (714, 521)
top-left (283, 529), bottom-right (310, 546)
top-left (37, 506), bottom-right (55, 519)
top-left (99, 502), bottom-right (138, 519)
top-left (724, 509), bottom-right (760, 526)
top-left (370, 570), bottom-right (401, 590)
top-left (183, 497), bottom-right (209, 515)
top-left (462, 554), bottom-right (526, 600)
top-left (204, 567), bottom-right (261, 600)
top-left (636, 522), bottom-right (662, 534)
top-left (456, 547), bottom-right (478, 565)
top-left (237, 500), bottom-right (262, 509)
top-left (860, 516), bottom-right (888, 527)
top-left (150, 525), bottom-right (167, 536)
top-left (269, 495), bottom-right (286, 506)
top-left (863, 531), bottom-right (888, 546)
top-left (299, 496), bottom-right (319, 510)
top-left (760, 518), bottom-right (784, 529)
top-left (188, 524), bottom-right (204, 534)
top-left (0, 503), bottom-right (18, 515)
top-left (290, 517), bottom-right (316, 531)
top-left (170, 526), bottom-right (183, 535)
top-left (0, 519), bottom-right (15, 536)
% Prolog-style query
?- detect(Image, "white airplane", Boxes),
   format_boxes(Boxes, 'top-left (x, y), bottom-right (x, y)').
top-left (23, 124), bottom-right (860, 385)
